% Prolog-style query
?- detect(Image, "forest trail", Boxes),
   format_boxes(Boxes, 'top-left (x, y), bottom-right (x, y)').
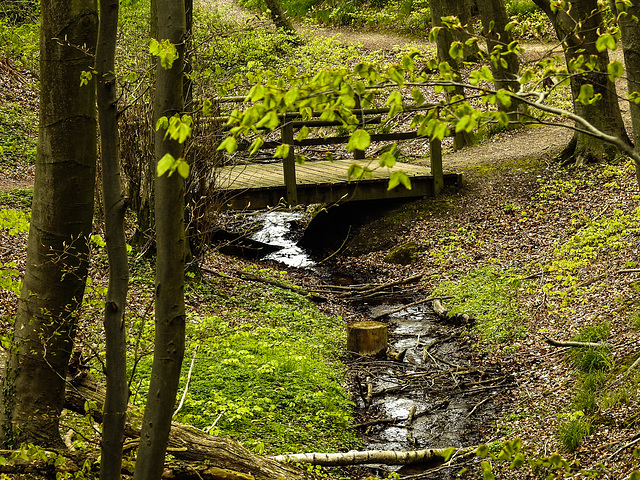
top-left (201, 0), bottom-right (635, 172)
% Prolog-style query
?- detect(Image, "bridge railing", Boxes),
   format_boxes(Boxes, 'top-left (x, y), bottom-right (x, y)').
top-left (209, 97), bottom-right (445, 205)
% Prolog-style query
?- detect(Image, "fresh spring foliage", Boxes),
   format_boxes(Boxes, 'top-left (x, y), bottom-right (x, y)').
top-left (0, 208), bottom-right (29, 295)
top-left (0, 101), bottom-right (37, 167)
top-left (430, 266), bottom-right (526, 347)
top-left (129, 267), bottom-right (358, 454)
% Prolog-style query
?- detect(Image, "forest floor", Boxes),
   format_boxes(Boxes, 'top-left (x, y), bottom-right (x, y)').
top-left (3, 3), bottom-right (640, 479)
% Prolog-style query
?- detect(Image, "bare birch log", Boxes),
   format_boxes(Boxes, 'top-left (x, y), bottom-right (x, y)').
top-left (269, 447), bottom-right (469, 466)
top-left (543, 336), bottom-right (607, 349)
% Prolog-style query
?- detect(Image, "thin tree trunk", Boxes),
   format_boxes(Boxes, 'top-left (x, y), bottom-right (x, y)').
top-left (96, 0), bottom-right (129, 476)
top-left (533, 0), bottom-right (630, 164)
top-left (133, 0), bottom-right (187, 477)
top-left (0, 0), bottom-right (98, 448)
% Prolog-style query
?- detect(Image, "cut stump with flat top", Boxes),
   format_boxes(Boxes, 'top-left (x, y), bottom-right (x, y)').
top-left (347, 321), bottom-right (388, 358)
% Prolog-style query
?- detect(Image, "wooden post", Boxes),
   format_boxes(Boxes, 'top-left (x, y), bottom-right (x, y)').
top-left (354, 96), bottom-right (365, 160)
top-left (282, 119), bottom-right (298, 205)
top-left (347, 321), bottom-right (388, 358)
top-left (430, 138), bottom-right (443, 196)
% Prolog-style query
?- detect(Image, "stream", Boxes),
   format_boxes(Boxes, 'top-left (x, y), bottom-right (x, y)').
top-left (242, 210), bottom-right (507, 477)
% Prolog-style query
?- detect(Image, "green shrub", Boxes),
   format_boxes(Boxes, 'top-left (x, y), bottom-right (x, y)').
top-left (506, 0), bottom-right (537, 17)
top-left (0, 188), bottom-right (33, 208)
top-left (572, 370), bottom-right (606, 414)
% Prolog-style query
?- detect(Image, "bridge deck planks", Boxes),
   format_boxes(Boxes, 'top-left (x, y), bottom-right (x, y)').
top-left (215, 159), bottom-right (460, 210)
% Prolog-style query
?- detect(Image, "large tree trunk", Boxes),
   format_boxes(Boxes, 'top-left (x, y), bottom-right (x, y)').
top-left (65, 372), bottom-right (302, 480)
top-left (612, 0), bottom-right (640, 183)
top-left (533, 0), bottom-right (630, 164)
top-left (430, 0), bottom-right (476, 149)
top-left (476, 0), bottom-right (522, 118)
top-left (264, 0), bottom-right (296, 33)
top-left (0, 0), bottom-right (98, 448)
top-left (133, 0), bottom-right (187, 477)
top-left (96, 0), bottom-right (129, 477)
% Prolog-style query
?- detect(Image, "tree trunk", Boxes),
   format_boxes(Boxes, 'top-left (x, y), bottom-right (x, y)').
top-left (96, 0), bottom-right (129, 476)
top-left (533, 0), bottom-right (630, 164)
top-left (263, 0), bottom-right (296, 33)
top-left (430, 0), bottom-right (476, 149)
top-left (133, 0), bottom-right (187, 477)
top-left (476, 0), bottom-right (522, 118)
top-left (611, 0), bottom-right (640, 183)
top-left (0, 0), bottom-right (98, 448)
top-left (64, 372), bottom-right (302, 480)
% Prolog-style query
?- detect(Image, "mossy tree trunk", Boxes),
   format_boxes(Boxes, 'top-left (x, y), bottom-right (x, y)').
top-left (533, 0), bottom-right (630, 164)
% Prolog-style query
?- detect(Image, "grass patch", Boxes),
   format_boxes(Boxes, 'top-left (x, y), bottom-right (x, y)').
top-left (0, 188), bottom-right (33, 209)
top-left (568, 322), bottom-right (612, 374)
top-left (430, 266), bottom-right (527, 348)
top-left (556, 411), bottom-right (592, 452)
top-left (128, 266), bottom-right (358, 455)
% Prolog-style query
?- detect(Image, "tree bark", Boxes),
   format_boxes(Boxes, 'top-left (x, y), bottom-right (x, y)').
top-left (96, 0), bottom-right (129, 476)
top-left (0, 0), bottom-right (98, 448)
top-left (430, 0), bottom-right (476, 149)
top-left (476, 0), bottom-right (522, 117)
top-left (133, 0), bottom-right (187, 477)
top-left (64, 372), bottom-right (302, 480)
top-left (263, 0), bottom-right (296, 34)
top-left (533, 0), bottom-right (630, 164)
top-left (611, 0), bottom-right (640, 183)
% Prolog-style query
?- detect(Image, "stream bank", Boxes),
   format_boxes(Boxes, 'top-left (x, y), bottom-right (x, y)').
top-left (220, 202), bottom-right (510, 478)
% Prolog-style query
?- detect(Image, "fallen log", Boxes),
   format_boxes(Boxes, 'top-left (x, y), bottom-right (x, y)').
top-left (64, 371), bottom-right (302, 480)
top-left (543, 336), bottom-right (607, 349)
top-left (268, 447), bottom-right (471, 466)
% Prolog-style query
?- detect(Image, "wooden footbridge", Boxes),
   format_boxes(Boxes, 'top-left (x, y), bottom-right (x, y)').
top-left (213, 101), bottom-right (462, 210)
top-left (215, 158), bottom-right (461, 210)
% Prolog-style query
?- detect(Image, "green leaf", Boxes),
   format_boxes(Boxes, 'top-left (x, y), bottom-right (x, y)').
top-left (249, 137), bottom-right (264, 155)
top-left (449, 41), bottom-right (463, 60)
top-left (247, 84), bottom-right (265, 102)
top-left (347, 163), bottom-right (364, 181)
top-left (379, 151), bottom-right (396, 168)
top-left (255, 111), bottom-right (280, 130)
top-left (511, 453), bottom-right (525, 469)
top-left (411, 88), bottom-right (425, 106)
top-left (155, 116), bottom-right (169, 131)
top-left (388, 171), bottom-right (411, 191)
top-left (284, 87), bottom-right (300, 106)
top-left (577, 84), bottom-right (600, 105)
top-left (295, 154), bottom-right (306, 165)
top-left (177, 160), bottom-right (190, 179)
top-left (217, 137), bottom-right (238, 154)
top-left (346, 129), bottom-right (371, 152)
top-left (433, 122), bottom-right (448, 141)
top-left (388, 66), bottom-right (404, 86)
top-left (297, 125), bottom-right (310, 141)
top-left (629, 471), bottom-right (640, 480)
top-left (157, 153), bottom-right (174, 177)
top-left (274, 144), bottom-right (290, 159)
top-left (496, 90), bottom-right (512, 108)
top-left (608, 61), bottom-right (624, 83)
top-left (442, 447), bottom-right (457, 462)
top-left (596, 33), bottom-right (617, 52)
top-left (476, 445), bottom-right (490, 458)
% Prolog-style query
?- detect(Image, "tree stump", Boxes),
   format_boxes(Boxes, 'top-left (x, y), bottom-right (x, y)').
top-left (347, 321), bottom-right (388, 358)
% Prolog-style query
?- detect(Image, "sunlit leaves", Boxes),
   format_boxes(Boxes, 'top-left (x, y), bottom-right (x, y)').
top-left (577, 84), bottom-right (601, 105)
top-left (608, 61), bottom-right (624, 83)
top-left (470, 66), bottom-right (494, 85)
top-left (347, 163), bottom-right (371, 181)
top-left (346, 129), bottom-right (370, 152)
top-left (388, 171), bottom-right (411, 191)
top-left (157, 153), bottom-right (190, 178)
top-left (256, 111), bottom-right (280, 130)
top-left (217, 136), bottom-right (238, 154)
top-left (149, 38), bottom-right (179, 69)
top-left (449, 41), bottom-right (464, 60)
